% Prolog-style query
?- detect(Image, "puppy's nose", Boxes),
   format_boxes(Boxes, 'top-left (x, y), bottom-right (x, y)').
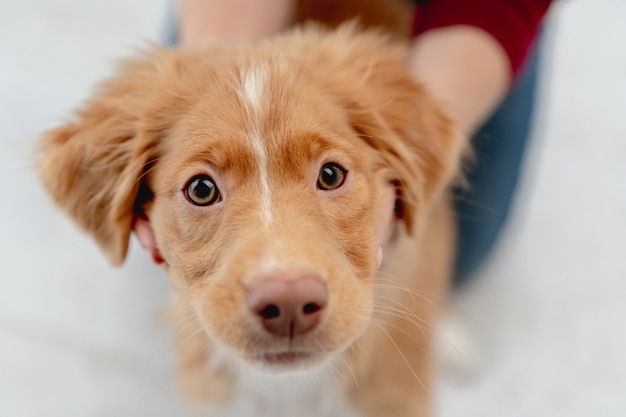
top-left (247, 275), bottom-right (328, 338)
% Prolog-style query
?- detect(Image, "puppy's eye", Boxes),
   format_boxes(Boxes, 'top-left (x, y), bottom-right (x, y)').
top-left (317, 162), bottom-right (346, 191)
top-left (184, 175), bottom-right (220, 206)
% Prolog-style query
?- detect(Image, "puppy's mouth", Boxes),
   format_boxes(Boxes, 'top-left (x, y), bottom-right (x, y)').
top-left (261, 350), bottom-right (312, 363)
top-left (251, 349), bottom-right (324, 369)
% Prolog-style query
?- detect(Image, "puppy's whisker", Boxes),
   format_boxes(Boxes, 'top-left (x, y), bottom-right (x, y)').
top-left (177, 327), bottom-right (207, 349)
top-left (373, 304), bottom-right (466, 361)
top-left (372, 321), bottom-right (429, 394)
top-left (372, 312), bottom-right (432, 350)
top-left (168, 313), bottom-right (199, 328)
top-left (372, 318), bottom-right (426, 351)
top-left (373, 274), bottom-right (445, 298)
top-left (371, 302), bottom-right (433, 344)
top-left (170, 319), bottom-right (204, 342)
top-left (374, 274), bottom-right (450, 306)
top-left (372, 294), bottom-right (433, 324)
top-left (372, 283), bottom-right (446, 312)
top-left (326, 360), bottom-right (350, 390)
top-left (372, 300), bottom-right (434, 330)
top-left (325, 360), bottom-right (341, 378)
top-left (336, 352), bottom-right (359, 389)
top-left (166, 313), bottom-right (201, 331)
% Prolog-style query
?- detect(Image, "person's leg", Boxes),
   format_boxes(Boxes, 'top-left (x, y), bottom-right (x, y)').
top-left (453, 45), bottom-right (541, 285)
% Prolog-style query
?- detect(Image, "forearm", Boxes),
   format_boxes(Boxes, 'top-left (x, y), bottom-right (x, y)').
top-left (179, 0), bottom-right (294, 47)
top-left (408, 26), bottom-right (511, 136)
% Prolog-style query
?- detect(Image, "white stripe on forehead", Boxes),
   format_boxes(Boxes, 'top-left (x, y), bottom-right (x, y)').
top-left (241, 66), bottom-right (272, 227)
top-left (243, 65), bottom-right (265, 110)
top-left (251, 129), bottom-right (272, 227)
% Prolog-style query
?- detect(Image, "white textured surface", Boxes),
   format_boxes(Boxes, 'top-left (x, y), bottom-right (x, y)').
top-left (1, 1), bottom-right (624, 416)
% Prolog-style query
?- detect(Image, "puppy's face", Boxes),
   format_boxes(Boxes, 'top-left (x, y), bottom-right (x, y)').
top-left (149, 64), bottom-right (389, 369)
top-left (38, 26), bottom-right (462, 372)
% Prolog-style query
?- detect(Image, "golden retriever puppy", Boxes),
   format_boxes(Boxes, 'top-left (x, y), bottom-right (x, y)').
top-left (38, 17), bottom-right (465, 417)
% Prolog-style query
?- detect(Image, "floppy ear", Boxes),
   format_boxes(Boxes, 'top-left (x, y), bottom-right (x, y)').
top-left (344, 75), bottom-right (465, 231)
top-left (315, 25), bottom-right (467, 230)
top-left (38, 49), bottom-right (184, 265)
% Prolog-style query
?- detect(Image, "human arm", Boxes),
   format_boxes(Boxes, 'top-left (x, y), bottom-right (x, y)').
top-left (408, 26), bottom-right (511, 136)
top-left (179, 0), bottom-right (295, 46)
top-left (409, 0), bottom-right (552, 135)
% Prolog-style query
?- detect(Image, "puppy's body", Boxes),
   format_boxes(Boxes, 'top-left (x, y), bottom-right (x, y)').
top-left (38, 3), bottom-right (465, 416)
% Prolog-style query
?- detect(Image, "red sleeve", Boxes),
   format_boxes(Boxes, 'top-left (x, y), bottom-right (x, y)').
top-left (412, 0), bottom-right (552, 76)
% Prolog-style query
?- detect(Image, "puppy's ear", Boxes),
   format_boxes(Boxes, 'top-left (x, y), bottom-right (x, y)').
top-left (344, 80), bottom-right (464, 232)
top-left (318, 25), bottom-right (467, 230)
top-left (38, 50), bottom-right (182, 265)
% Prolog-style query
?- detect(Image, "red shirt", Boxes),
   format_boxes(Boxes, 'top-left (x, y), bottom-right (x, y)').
top-left (412, 0), bottom-right (553, 76)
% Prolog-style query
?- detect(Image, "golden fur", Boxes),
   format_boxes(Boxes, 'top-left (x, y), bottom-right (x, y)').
top-left (38, 5), bottom-right (466, 416)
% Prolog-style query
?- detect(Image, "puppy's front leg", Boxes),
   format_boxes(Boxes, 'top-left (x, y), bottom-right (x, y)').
top-left (168, 297), bottom-right (235, 411)
top-left (347, 307), bottom-right (436, 417)
top-left (349, 199), bottom-right (456, 417)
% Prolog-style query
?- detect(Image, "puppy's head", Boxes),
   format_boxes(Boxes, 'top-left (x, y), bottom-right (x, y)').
top-left (38, 25), bottom-right (463, 371)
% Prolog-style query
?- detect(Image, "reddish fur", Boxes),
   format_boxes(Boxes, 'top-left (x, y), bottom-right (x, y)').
top-left (38, 18), bottom-right (465, 417)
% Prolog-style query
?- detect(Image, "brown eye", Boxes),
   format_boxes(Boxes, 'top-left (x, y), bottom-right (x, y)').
top-left (184, 175), bottom-right (220, 206)
top-left (317, 162), bottom-right (346, 191)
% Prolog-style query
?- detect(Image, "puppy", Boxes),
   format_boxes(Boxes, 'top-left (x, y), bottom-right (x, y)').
top-left (38, 16), bottom-right (465, 417)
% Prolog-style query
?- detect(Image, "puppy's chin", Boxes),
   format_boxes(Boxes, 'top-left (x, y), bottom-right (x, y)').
top-left (243, 350), bottom-right (331, 374)
top-left (226, 331), bottom-right (359, 374)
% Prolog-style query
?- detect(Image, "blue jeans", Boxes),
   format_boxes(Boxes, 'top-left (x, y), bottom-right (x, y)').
top-left (453, 48), bottom-right (540, 284)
